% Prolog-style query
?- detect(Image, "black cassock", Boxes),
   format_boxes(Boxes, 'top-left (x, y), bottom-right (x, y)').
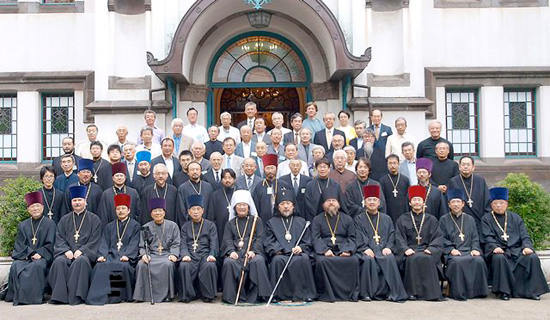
top-left (312, 212), bottom-right (359, 302)
top-left (38, 186), bottom-right (65, 224)
top-left (439, 212), bottom-right (488, 300)
top-left (252, 179), bottom-right (291, 225)
top-left (139, 183), bottom-right (178, 225)
top-left (177, 219), bottom-right (218, 302)
top-left (131, 173), bottom-right (155, 196)
top-left (97, 186), bottom-right (141, 226)
top-left (304, 178), bottom-right (343, 222)
top-left (220, 215), bottom-right (272, 303)
top-left (6, 217), bottom-right (56, 305)
top-left (395, 212), bottom-right (443, 301)
top-left (176, 180), bottom-right (213, 227)
top-left (48, 210), bottom-right (102, 305)
top-left (172, 171), bottom-right (190, 189)
top-left (379, 173), bottom-right (410, 223)
top-left (423, 183), bottom-right (447, 220)
top-left (449, 174), bottom-right (491, 235)
top-left (481, 211), bottom-right (549, 298)
top-left (344, 178), bottom-right (387, 218)
top-left (86, 218), bottom-right (141, 305)
top-left (354, 211), bottom-right (408, 302)
top-left (206, 186), bottom-right (234, 248)
top-left (63, 182), bottom-right (103, 217)
top-left (264, 214), bottom-right (316, 301)
top-left (93, 159), bottom-right (114, 191)
top-left (430, 158), bottom-right (459, 188)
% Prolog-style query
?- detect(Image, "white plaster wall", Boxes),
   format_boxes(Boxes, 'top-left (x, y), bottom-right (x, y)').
top-left (536, 86), bottom-right (550, 159)
top-left (94, 112), bottom-right (166, 146)
top-left (16, 92), bottom-right (41, 163)
top-left (479, 86), bottom-right (505, 160)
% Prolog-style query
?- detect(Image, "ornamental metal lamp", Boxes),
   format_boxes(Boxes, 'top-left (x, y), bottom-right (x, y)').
top-left (244, 0), bottom-right (272, 10)
top-left (247, 10), bottom-right (272, 29)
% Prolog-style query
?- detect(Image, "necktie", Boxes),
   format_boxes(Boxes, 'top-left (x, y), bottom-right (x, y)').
top-left (293, 176), bottom-right (299, 196)
top-left (258, 158), bottom-right (263, 176)
top-left (247, 177), bottom-right (252, 189)
top-left (226, 156), bottom-right (231, 169)
top-left (215, 171), bottom-right (219, 183)
top-left (327, 129), bottom-right (332, 146)
top-left (128, 162), bottom-right (134, 181)
top-left (294, 132), bottom-right (299, 145)
top-left (249, 119), bottom-right (253, 128)
top-left (304, 145), bottom-right (309, 161)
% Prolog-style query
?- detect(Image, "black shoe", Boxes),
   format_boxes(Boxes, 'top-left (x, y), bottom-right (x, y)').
top-left (408, 295), bottom-right (417, 301)
top-left (271, 298), bottom-right (280, 303)
top-left (202, 298), bottom-right (213, 303)
top-left (500, 293), bottom-right (510, 301)
top-left (305, 298), bottom-right (313, 303)
top-left (361, 296), bottom-right (371, 302)
top-left (527, 295), bottom-right (540, 301)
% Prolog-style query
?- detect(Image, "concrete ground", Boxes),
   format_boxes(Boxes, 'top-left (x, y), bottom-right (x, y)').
top-left (0, 294), bottom-right (549, 320)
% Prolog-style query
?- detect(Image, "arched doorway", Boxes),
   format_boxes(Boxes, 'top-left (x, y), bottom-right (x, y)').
top-left (208, 32), bottom-right (311, 127)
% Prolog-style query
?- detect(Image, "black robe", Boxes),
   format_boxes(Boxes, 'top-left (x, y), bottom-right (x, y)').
top-left (422, 183), bottom-right (447, 220)
top-left (304, 177), bottom-right (343, 222)
top-left (177, 219), bottom-right (218, 302)
top-left (379, 173), bottom-right (410, 223)
top-left (206, 186), bottom-right (234, 249)
top-left (139, 183), bottom-right (178, 225)
top-left (312, 212), bottom-right (359, 302)
top-left (53, 172), bottom-right (79, 194)
top-left (93, 158), bottom-right (114, 191)
top-left (63, 182), bottom-right (103, 218)
top-left (252, 178), bottom-right (291, 225)
top-left (220, 215), bottom-right (272, 303)
top-left (86, 218), bottom-right (141, 305)
top-left (38, 186), bottom-right (65, 224)
top-left (481, 211), bottom-right (549, 298)
top-left (449, 174), bottom-right (491, 235)
top-left (131, 173), bottom-right (155, 196)
top-left (6, 217), bottom-right (56, 305)
top-left (344, 178), bottom-right (387, 218)
top-left (176, 180), bottom-right (213, 227)
top-left (97, 186), bottom-right (141, 226)
top-left (439, 212), bottom-right (488, 300)
top-left (395, 212), bottom-right (443, 301)
top-left (52, 153), bottom-right (81, 176)
top-left (416, 137), bottom-right (455, 161)
top-left (264, 214), bottom-right (316, 301)
top-left (354, 211), bottom-right (408, 302)
top-left (48, 210), bottom-right (102, 304)
top-left (431, 158), bottom-right (459, 188)
top-left (172, 171), bottom-right (190, 189)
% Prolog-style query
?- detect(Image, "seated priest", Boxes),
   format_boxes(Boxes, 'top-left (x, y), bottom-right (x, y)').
top-left (311, 188), bottom-right (359, 302)
top-left (86, 194), bottom-right (141, 305)
top-left (439, 188), bottom-right (488, 301)
top-left (355, 185), bottom-right (408, 302)
top-left (133, 198), bottom-right (180, 303)
top-left (481, 187), bottom-right (549, 300)
top-left (48, 185), bottom-right (103, 305)
top-left (6, 191), bottom-right (56, 305)
top-left (395, 185), bottom-right (444, 301)
top-left (220, 190), bottom-right (272, 304)
top-left (264, 188), bottom-right (316, 303)
top-left (178, 195), bottom-right (219, 303)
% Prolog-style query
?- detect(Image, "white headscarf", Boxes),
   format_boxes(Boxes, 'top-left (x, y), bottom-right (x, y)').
top-left (228, 189), bottom-right (258, 221)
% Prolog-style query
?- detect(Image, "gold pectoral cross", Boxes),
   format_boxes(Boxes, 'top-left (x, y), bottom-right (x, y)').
top-left (32, 236), bottom-right (37, 245)
top-left (416, 234), bottom-right (422, 245)
top-left (373, 233), bottom-right (381, 245)
top-left (501, 233), bottom-right (509, 241)
top-left (192, 241), bottom-right (198, 252)
top-left (116, 240), bottom-right (123, 251)
top-left (158, 243), bottom-right (164, 254)
top-left (74, 232), bottom-right (80, 242)
top-left (330, 236), bottom-right (336, 245)
top-left (459, 233), bottom-right (465, 242)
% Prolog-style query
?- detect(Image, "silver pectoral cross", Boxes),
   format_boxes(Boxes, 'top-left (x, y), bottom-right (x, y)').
top-left (192, 241), bottom-right (198, 252)
top-left (48, 211), bottom-right (53, 219)
top-left (373, 233), bottom-right (381, 245)
top-left (392, 189), bottom-right (398, 198)
top-left (116, 240), bottom-right (123, 251)
top-left (416, 234), bottom-right (422, 244)
top-left (74, 232), bottom-right (80, 242)
top-left (458, 233), bottom-right (465, 242)
top-left (467, 199), bottom-right (474, 208)
top-left (501, 233), bottom-right (509, 241)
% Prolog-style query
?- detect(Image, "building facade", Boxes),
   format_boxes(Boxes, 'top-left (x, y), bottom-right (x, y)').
top-left (0, 0), bottom-right (549, 171)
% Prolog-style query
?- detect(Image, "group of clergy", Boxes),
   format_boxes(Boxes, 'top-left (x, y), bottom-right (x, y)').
top-left (6, 158), bottom-right (549, 305)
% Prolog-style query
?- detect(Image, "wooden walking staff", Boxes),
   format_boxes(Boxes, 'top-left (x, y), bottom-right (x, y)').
top-left (235, 215), bottom-right (259, 305)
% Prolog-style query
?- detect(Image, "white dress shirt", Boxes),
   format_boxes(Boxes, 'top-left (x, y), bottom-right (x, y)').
top-left (242, 142), bottom-right (252, 158)
top-left (183, 123), bottom-right (208, 143)
top-left (163, 156), bottom-right (174, 177)
top-left (386, 132), bottom-right (416, 161)
top-left (218, 125), bottom-right (241, 143)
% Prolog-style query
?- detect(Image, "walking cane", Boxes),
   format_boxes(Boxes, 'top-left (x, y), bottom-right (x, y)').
top-left (235, 215), bottom-right (259, 305)
top-left (266, 221), bottom-right (311, 307)
top-left (142, 226), bottom-right (155, 305)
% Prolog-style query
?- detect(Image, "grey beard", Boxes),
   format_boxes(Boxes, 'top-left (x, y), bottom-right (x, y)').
top-left (326, 207), bottom-right (339, 216)
top-left (364, 143), bottom-right (374, 157)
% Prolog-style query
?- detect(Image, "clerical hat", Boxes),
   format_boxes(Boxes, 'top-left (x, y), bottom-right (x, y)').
top-left (416, 158), bottom-right (433, 173)
top-left (148, 198), bottom-right (166, 212)
top-left (446, 188), bottom-right (466, 202)
top-left (187, 194), bottom-right (204, 209)
top-left (114, 194), bottom-right (131, 208)
top-left (321, 187), bottom-right (340, 203)
top-left (408, 185), bottom-right (426, 201)
top-left (112, 162), bottom-right (127, 176)
top-left (78, 159), bottom-right (94, 173)
top-left (25, 191), bottom-right (43, 207)
top-left (136, 151), bottom-right (151, 164)
top-left (362, 185), bottom-right (380, 199)
top-left (262, 154), bottom-right (278, 168)
top-left (275, 187), bottom-right (295, 206)
top-left (69, 185), bottom-right (88, 200)
top-left (490, 187), bottom-right (509, 202)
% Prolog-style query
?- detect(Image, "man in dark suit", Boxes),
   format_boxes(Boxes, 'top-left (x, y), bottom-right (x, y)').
top-left (52, 136), bottom-right (81, 176)
top-left (235, 157), bottom-right (262, 194)
top-left (369, 109), bottom-right (392, 151)
top-left (202, 151), bottom-right (223, 190)
top-left (297, 128), bottom-right (319, 168)
top-left (251, 117), bottom-right (272, 145)
top-left (204, 125), bottom-right (224, 159)
top-left (313, 112), bottom-right (346, 153)
top-left (151, 137), bottom-right (182, 185)
top-left (356, 128), bottom-right (387, 182)
top-left (349, 120), bottom-right (367, 155)
top-left (283, 113), bottom-right (303, 145)
top-left (279, 159), bottom-right (312, 220)
top-left (237, 101), bottom-right (257, 130)
top-left (235, 125), bottom-right (256, 159)
top-left (122, 142), bottom-right (138, 185)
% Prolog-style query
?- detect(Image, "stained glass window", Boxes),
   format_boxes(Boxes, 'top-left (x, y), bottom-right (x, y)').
top-left (445, 89), bottom-right (479, 157)
top-left (0, 94), bottom-right (17, 161)
top-left (504, 90), bottom-right (536, 156)
top-left (42, 93), bottom-right (74, 160)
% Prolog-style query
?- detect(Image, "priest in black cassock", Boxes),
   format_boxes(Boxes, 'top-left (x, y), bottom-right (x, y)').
top-left (395, 185), bottom-right (444, 301)
top-left (355, 185), bottom-right (408, 302)
top-left (176, 161), bottom-right (213, 227)
top-left (312, 188), bottom-right (359, 302)
top-left (97, 162), bottom-right (141, 226)
top-left (132, 151), bottom-right (155, 195)
top-left (379, 154), bottom-right (410, 223)
top-left (5, 192), bottom-right (56, 305)
top-left (206, 168), bottom-right (236, 248)
top-left (48, 185), bottom-right (103, 305)
top-left (38, 166), bottom-right (64, 223)
top-left (252, 154), bottom-right (291, 225)
top-left (139, 164), bottom-right (178, 225)
top-left (63, 159), bottom-right (103, 217)
top-left (304, 158), bottom-right (343, 222)
top-left (439, 188), bottom-right (488, 301)
top-left (430, 142), bottom-right (459, 194)
top-left (220, 190), bottom-right (272, 304)
top-left (449, 156), bottom-right (491, 236)
top-left (481, 187), bottom-right (549, 300)
top-left (90, 141), bottom-right (114, 191)
top-left (264, 188), bottom-right (316, 302)
top-left (416, 158), bottom-right (447, 220)
top-left (86, 194), bottom-right (141, 305)
top-left (344, 157), bottom-right (386, 218)
top-left (133, 198), bottom-right (180, 302)
top-left (178, 195), bottom-right (218, 302)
